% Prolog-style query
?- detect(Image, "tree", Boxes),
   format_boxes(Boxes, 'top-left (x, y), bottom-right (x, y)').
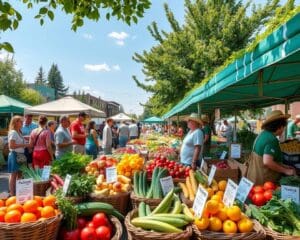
top-left (47, 63), bottom-right (68, 98)
top-left (20, 88), bottom-right (45, 105)
top-left (34, 66), bottom-right (47, 85)
top-left (0, 0), bottom-right (151, 52)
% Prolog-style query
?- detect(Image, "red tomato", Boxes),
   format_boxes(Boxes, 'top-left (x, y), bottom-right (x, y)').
top-left (80, 227), bottom-right (96, 240)
top-left (252, 193), bottom-right (266, 206)
top-left (95, 226), bottom-right (111, 240)
top-left (92, 213), bottom-right (108, 228)
top-left (253, 186), bottom-right (264, 194)
top-left (77, 217), bottom-right (87, 229)
top-left (62, 229), bottom-right (80, 240)
top-left (263, 189), bottom-right (273, 201)
top-left (86, 221), bottom-right (95, 229)
top-left (248, 191), bottom-right (253, 200)
top-left (263, 182), bottom-right (276, 191)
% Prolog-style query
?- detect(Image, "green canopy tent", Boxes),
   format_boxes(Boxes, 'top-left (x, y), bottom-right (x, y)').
top-left (142, 116), bottom-right (166, 124)
top-left (0, 95), bottom-right (31, 115)
top-left (163, 13), bottom-right (300, 118)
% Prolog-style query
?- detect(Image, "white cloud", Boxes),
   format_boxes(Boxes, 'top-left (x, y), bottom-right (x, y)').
top-left (112, 65), bottom-right (121, 71)
top-left (83, 33), bottom-right (93, 40)
top-left (84, 63), bottom-right (111, 72)
top-left (108, 31), bottom-right (129, 46)
top-left (116, 40), bottom-right (125, 46)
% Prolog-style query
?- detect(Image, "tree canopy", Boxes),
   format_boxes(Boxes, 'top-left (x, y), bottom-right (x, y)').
top-left (35, 66), bottom-right (47, 85)
top-left (47, 63), bottom-right (68, 98)
top-left (20, 88), bottom-right (45, 105)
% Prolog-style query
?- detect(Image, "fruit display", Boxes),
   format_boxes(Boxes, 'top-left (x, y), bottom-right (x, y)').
top-left (280, 140), bottom-right (300, 153)
top-left (214, 160), bottom-right (229, 169)
top-left (148, 147), bottom-right (178, 161)
top-left (248, 181), bottom-right (277, 206)
top-left (116, 154), bottom-right (144, 177)
top-left (85, 155), bottom-right (118, 177)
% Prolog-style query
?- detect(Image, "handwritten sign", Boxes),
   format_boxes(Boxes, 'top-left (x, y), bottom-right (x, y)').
top-left (281, 185), bottom-right (300, 204)
top-left (207, 165), bottom-right (217, 186)
top-left (220, 151), bottom-right (227, 160)
top-left (106, 166), bottom-right (118, 183)
top-left (236, 177), bottom-right (254, 203)
top-left (41, 165), bottom-right (51, 181)
top-left (193, 186), bottom-right (209, 218)
top-left (223, 179), bottom-right (238, 207)
top-left (230, 144), bottom-right (242, 159)
top-left (63, 174), bottom-right (72, 195)
top-left (16, 179), bottom-right (33, 204)
top-left (160, 176), bottom-right (174, 196)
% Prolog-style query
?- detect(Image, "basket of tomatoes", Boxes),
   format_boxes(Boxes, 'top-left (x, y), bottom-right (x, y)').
top-left (0, 195), bottom-right (62, 240)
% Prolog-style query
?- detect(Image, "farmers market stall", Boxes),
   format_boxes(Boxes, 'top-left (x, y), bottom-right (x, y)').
top-left (111, 113), bottom-right (132, 122)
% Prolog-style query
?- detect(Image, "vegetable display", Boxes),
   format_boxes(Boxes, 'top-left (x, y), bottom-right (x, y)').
top-left (20, 166), bottom-right (44, 182)
top-left (85, 155), bottom-right (118, 177)
top-left (116, 154), bottom-right (144, 177)
top-left (248, 181), bottom-right (277, 206)
top-left (68, 174), bottom-right (95, 198)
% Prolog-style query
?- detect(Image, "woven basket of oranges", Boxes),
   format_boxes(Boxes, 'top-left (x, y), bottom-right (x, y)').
top-left (0, 195), bottom-right (62, 240)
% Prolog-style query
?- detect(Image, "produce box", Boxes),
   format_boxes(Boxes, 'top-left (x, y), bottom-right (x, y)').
top-left (282, 151), bottom-right (300, 165)
top-left (229, 158), bottom-right (248, 177)
top-left (202, 159), bottom-right (239, 183)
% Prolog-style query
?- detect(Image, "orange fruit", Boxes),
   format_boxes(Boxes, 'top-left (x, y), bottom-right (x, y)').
top-left (226, 206), bottom-right (241, 222)
top-left (41, 206), bottom-right (55, 218)
top-left (23, 200), bottom-right (38, 213)
top-left (4, 209), bottom-right (21, 223)
top-left (216, 191), bottom-right (224, 198)
top-left (218, 202), bottom-right (225, 210)
top-left (238, 218), bottom-right (254, 233)
top-left (34, 196), bottom-right (43, 207)
top-left (21, 212), bottom-right (37, 223)
top-left (218, 180), bottom-right (227, 191)
top-left (223, 220), bottom-right (238, 234)
top-left (0, 210), bottom-right (5, 222)
top-left (216, 208), bottom-right (228, 221)
top-left (0, 206), bottom-right (7, 212)
top-left (194, 217), bottom-right (210, 230)
top-left (211, 195), bottom-right (222, 202)
top-left (43, 195), bottom-right (56, 208)
top-left (5, 196), bottom-right (16, 207)
top-left (7, 203), bottom-right (24, 214)
top-left (34, 207), bottom-right (43, 219)
top-left (206, 200), bottom-right (219, 215)
top-left (206, 188), bottom-right (214, 198)
top-left (0, 199), bottom-right (4, 207)
top-left (209, 217), bottom-right (223, 232)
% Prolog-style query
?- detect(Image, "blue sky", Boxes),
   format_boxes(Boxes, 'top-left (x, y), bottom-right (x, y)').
top-left (1, 1), bottom-right (298, 115)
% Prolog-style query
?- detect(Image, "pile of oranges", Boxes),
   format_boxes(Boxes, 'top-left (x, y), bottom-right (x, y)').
top-left (0, 195), bottom-right (60, 223)
top-left (194, 180), bottom-right (254, 234)
top-left (117, 154), bottom-right (144, 177)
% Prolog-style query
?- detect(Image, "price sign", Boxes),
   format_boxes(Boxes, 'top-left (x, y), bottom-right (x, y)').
top-left (207, 165), bottom-right (217, 186)
top-left (200, 158), bottom-right (205, 171)
top-left (236, 177), bottom-right (254, 203)
top-left (223, 179), bottom-right (238, 207)
top-left (41, 165), bottom-right (51, 181)
top-left (193, 186), bottom-right (209, 218)
top-left (106, 166), bottom-right (118, 183)
top-left (160, 176), bottom-right (174, 196)
top-left (281, 185), bottom-right (300, 204)
top-left (220, 151), bottom-right (227, 160)
top-left (63, 174), bottom-right (72, 195)
top-left (16, 179), bottom-right (33, 204)
top-left (0, 192), bottom-right (9, 199)
top-left (230, 144), bottom-right (241, 159)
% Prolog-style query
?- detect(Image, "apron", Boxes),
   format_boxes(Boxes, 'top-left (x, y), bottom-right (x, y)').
top-left (246, 152), bottom-right (281, 185)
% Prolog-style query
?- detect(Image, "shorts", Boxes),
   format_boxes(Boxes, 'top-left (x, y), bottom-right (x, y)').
top-left (8, 151), bottom-right (19, 173)
top-left (33, 150), bottom-right (51, 168)
top-left (85, 144), bottom-right (98, 159)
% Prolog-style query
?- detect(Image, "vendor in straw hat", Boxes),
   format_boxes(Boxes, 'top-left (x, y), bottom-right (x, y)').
top-left (246, 110), bottom-right (296, 185)
top-left (180, 113), bottom-right (204, 170)
top-left (201, 115), bottom-right (212, 157)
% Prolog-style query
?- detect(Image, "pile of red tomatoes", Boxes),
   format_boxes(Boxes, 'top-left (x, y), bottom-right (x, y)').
top-left (248, 181), bottom-right (277, 206)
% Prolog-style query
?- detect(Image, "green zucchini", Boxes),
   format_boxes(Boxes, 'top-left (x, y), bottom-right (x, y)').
top-left (151, 188), bottom-right (174, 215)
top-left (138, 171), bottom-right (144, 197)
top-left (138, 202), bottom-right (146, 217)
top-left (146, 167), bottom-right (159, 198)
top-left (142, 171), bottom-right (147, 197)
top-left (145, 204), bottom-right (151, 215)
top-left (131, 218), bottom-right (183, 233)
top-left (133, 171), bottom-right (139, 196)
top-left (137, 216), bottom-right (188, 228)
top-left (153, 213), bottom-right (194, 223)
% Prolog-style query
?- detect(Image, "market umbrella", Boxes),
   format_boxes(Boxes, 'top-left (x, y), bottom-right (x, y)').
top-left (111, 112), bottom-right (132, 121)
top-left (0, 95), bottom-right (31, 115)
top-left (142, 116), bottom-right (166, 124)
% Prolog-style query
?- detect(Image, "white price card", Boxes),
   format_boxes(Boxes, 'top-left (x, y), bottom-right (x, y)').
top-left (63, 174), bottom-right (72, 195)
top-left (42, 165), bottom-right (51, 181)
top-left (220, 151), bottom-right (227, 160)
top-left (200, 158), bottom-right (205, 171)
top-left (160, 176), bottom-right (174, 196)
top-left (281, 185), bottom-right (300, 204)
top-left (223, 179), bottom-right (238, 207)
top-left (207, 165), bottom-right (217, 186)
top-left (236, 177), bottom-right (254, 203)
top-left (193, 186), bottom-right (209, 218)
top-left (16, 178), bottom-right (33, 204)
top-left (230, 144), bottom-right (241, 159)
top-left (106, 166), bottom-right (118, 183)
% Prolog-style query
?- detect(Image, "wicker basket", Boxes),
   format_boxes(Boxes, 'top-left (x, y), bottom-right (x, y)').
top-left (0, 214), bottom-right (62, 240)
top-left (65, 196), bottom-right (85, 204)
top-left (33, 180), bottom-right (50, 196)
top-left (89, 191), bottom-right (130, 215)
top-left (264, 226), bottom-right (300, 240)
top-left (180, 192), bottom-right (193, 208)
top-left (125, 208), bottom-right (193, 240)
top-left (110, 215), bottom-right (123, 240)
top-left (130, 191), bottom-right (162, 209)
top-left (192, 220), bottom-right (266, 240)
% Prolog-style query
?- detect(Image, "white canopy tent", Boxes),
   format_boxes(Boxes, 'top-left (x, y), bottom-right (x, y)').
top-left (111, 112), bottom-right (132, 121)
top-left (24, 96), bottom-right (106, 117)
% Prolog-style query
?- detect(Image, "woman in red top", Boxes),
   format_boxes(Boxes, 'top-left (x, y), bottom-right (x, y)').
top-left (29, 116), bottom-right (53, 168)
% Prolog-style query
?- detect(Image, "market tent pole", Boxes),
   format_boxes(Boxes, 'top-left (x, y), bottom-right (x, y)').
top-left (197, 103), bottom-right (201, 116)
top-left (284, 100), bottom-right (289, 140)
top-left (233, 110), bottom-right (237, 142)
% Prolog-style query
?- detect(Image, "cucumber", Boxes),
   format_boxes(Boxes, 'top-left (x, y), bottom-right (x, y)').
top-left (131, 218), bottom-right (183, 233)
top-left (142, 171), bottom-right (147, 197)
top-left (137, 216), bottom-right (188, 228)
top-left (133, 171), bottom-right (140, 196)
top-left (156, 168), bottom-right (169, 198)
top-left (161, 197), bottom-right (173, 213)
top-left (145, 204), bottom-right (151, 215)
top-left (146, 167), bottom-right (159, 198)
top-left (151, 188), bottom-right (174, 215)
top-left (75, 202), bottom-right (124, 220)
top-left (153, 213), bottom-right (194, 223)
top-left (195, 170), bottom-right (207, 185)
top-left (138, 171), bottom-right (144, 197)
top-left (171, 198), bottom-right (182, 214)
top-left (138, 202), bottom-right (146, 217)
top-left (182, 204), bottom-right (195, 220)
top-left (153, 168), bottom-right (162, 198)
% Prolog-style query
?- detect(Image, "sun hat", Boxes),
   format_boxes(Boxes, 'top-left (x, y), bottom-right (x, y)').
top-left (185, 113), bottom-right (202, 124)
top-left (201, 115), bottom-right (210, 123)
top-left (262, 110), bottom-right (290, 127)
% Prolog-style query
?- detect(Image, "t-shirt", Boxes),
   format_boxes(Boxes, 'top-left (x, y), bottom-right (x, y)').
top-left (180, 129), bottom-right (203, 165)
top-left (22, 122), bottom-right (38, 142)
top-left (54, 125), bottom-right (72, 158)
top-left (287, 121), bottom-right (300, 139)
top-left (203, 125), bottom-right (211, 145)
top-left (129, 124), bottom-right (138, 137)
top-left (102, 125), bottom-right (112, 148)
top-left (70, 119), bottom-right (86, 145)
top-left (8, 130), bottom-right (25, 153)
top-left (118, 124), bottom-right (129, 137)
top-left (253, 130), bottom-right (282, 163)
top-left (30, 128), bottom-right (51, 151)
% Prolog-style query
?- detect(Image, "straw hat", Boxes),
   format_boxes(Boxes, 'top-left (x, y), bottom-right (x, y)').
top-left (262, 110), bottom-right (290, 127)
top-left (186, 113), bottom-right (202, 124)
top-left (201, 115), bottom-right (210, 123)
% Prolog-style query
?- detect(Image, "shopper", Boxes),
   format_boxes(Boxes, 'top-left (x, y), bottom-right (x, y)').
top-left (118, 121), bottom-right (130, 147)
top-left (102, 118), bottom-right (113, 154)
top-left (8, 116), bottom-right (30, 195)
top-left (29, 116), bottom-right (53, 168)
top-left (55, 115), bottom-right (73, 159)
top-left (246, 110), bottom-right (296, 185)
top-left (129, 120), bottom-right (139, 140)
top-left (47, 120), bottom-right (57, 158)
top-left (180, 113), bottom-right (204, 170)
top-left (287, 114), bottom-right (300, 139)
top-left (201, 115), bottom-right (212, 157)
top-left (70, 112), bottom-right (87, 154)
top-left (85, 121), bottom-right (99, 159)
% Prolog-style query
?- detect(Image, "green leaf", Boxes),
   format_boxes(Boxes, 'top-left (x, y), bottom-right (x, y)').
top-left (47, 10), bottom-right (54, 21)
top-left (34, 14), bottom-right (41, 19)
top-left (106, 13), bottom-right (110, 20)
top-left (12, 20), bottom-right (18, 30)
top-left (133, 16), bottom-right (138, 24)
top-left (16, 11), bottom-right (22, 21)
top-left (39, 7), bottom-right (48, 15)
top-left (40, 18), bottom-right (44, 25)
top-left (2, 42), bottom-right (14, 53)
top-left (0, 19), bottom-right (12, 31)
top-left (27, 2), bottom-right (33, 9)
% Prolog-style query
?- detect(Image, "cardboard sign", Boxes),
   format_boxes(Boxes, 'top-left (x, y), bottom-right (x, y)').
top-left (207, 165), bottom-right (217, 186)
top-left (106, 166), bottom-right (118, 183)
top-left (63, 174), bottom-right (72, 195)
top-left (281, 185), bottom-right (300, 204)
top-left (223, 179), bottom-right (238, 207)
top-left (230, 144), bottom-right (242, 159)
top-left (193, 186), bottom-right (209, 218)
top-left (236, 177), bottom-right (254, 203)
top-left (160, 176), bottom-right (174, 196)
top-left (16, 179), bottom-right (33, 204)
top-left (41, 165), bottom-right (51, 181)
top-left (220, 151), bottom-right (227, 160)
